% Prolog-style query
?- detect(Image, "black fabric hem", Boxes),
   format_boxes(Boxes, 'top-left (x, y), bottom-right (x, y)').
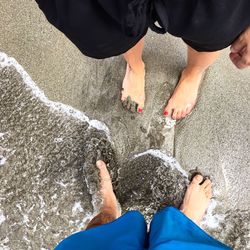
top-left (182, 25), bottom-right (250, 52)
top-left (182, 38), bottom-right (232, 52)
top-left (75, 29), bottom-right (148, 59)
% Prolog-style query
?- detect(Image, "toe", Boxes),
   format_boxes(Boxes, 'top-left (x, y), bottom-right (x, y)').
top-left (172, 109), bottom-right (178, 120)
top-left (191, 174), bottom-right (203, 184)
top-left (122, 98), bottom-right (128, 108)
top-left (130, 101), bottom-right (137, 113)
top-left (186, 104), bottom-right (193, 115)
top-left (126, 96), bottom-right (133, 111)
top-left (96, 160), bottom-right (106, 168)
top-left (121, 88), bottom-right (126, 101)
top-left (176, 111), bottom-right (182, 120)
top-left (96, 160), bottom-right (108, 173)
top-left (201, 179), bottom-right (212, 189)
top-left (204, 182), bottom-right (212, 191)
top-left (164, 101), bottom-right (174, 117)
top-left (181, 110), bottom-right (187, 118)
top-left (122, 96), bottom-right (143, 114)
top-left (96, 161), bottom-right (112, 182)
top-left (137, 99), bottom-right (144, 113)
top-left (206, 191), bottom-right (213, 199)
top-left (138, 106), bottom-right (143, 113)
top-left (205, 189), bottom-right (213, 199)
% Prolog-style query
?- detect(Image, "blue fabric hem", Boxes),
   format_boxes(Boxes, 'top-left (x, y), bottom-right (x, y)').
top-left (149, 206), bottom-right (231, 250)
top-left (55, 210), bottom-right (147, 250)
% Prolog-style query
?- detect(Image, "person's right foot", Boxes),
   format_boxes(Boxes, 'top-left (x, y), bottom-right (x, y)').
top-left (121, 63), bottom-right (145, 113)
top-left (180, 174), bottom-right (212, 225)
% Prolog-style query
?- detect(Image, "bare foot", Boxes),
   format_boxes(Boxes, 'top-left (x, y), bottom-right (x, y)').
top-left (121, 63), bottom-right (145, 113)
top-left (163, 68), bottom-right (204, 120)
top-left (180, 174), bottom-right (212, 225)
top-left (96, 160), bottom-right (121, 218)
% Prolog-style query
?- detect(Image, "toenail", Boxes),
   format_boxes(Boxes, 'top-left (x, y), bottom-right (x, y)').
top-left (195, 175), bottom-right (203, 182)
top-left (96, 160), bottom-right (105, 167)
top-left (138, 108), bottom-right (143, 113)
top-left (164, 111), bottom-right (168, 116)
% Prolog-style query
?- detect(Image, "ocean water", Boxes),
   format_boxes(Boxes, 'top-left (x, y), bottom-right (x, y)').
top-left (0, 52), bottom-right (249, 249)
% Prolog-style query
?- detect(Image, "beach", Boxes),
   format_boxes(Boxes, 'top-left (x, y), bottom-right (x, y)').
top-left (0, 1), bottom-right (249, 249)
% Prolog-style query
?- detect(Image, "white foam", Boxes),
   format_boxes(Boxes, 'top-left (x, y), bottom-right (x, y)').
top-left (0, 210), bottom-right (6, 225)
top-left (23, 235), bottom-right (31, 243)
top-left (134, 149), bottom-right (188, 178)
top-left (89, 120), bottom-right (110, 137)
top-left (0, 157), bottom-right (6, 166)
top-left (246, 239), bottom-right (250, 250)
top-left (0, 52), bottom-right (111, 140)
top-left (54, 138), bottom-right (63, 143)
top-left (38, 195), bottom-right (46, 209)
top-left (37, 195), bottom-right (47, 222)
top-left (23, 214), bottom-right (29, 224)
top-left (135, 149), bottom-right (223, 230)
top-left (0, 51), bottom-right (115, 241)
top-left (0, 245), bottom-right (10, 250)
top-left (16, 203), bottom-right (22, 212)
top-left (51, 193), bottom-right (58, 200)
top-left (164, 117), bottom-right (176, 129)
top-left (72, 202), bottom-right (84, 215)
top-left (55, 181), bottom-right (68, 188)
top-left (201, 199), bottom-right (225, 229)
top-left (0, 237), bottom-right (10, 250)
top-left (0, 133), bottom-right (5, 138)
top-left (74, 212), bottom-right (94, 232)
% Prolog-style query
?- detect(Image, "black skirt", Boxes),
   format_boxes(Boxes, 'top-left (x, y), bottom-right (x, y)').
top-left (35, 0), bottom-right (250, 59)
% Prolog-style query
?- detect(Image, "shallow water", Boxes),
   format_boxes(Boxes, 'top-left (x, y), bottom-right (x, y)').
top-left (0, 52), bottom-right (249, 249)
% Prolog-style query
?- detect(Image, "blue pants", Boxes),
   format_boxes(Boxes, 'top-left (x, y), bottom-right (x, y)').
top-left (55, 207), bottom-right (231, 250)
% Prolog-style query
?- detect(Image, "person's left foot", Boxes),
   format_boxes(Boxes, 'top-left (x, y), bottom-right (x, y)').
top-left (96, 160), bottom-right (121, 218)
top-left (163, 68), bottom-right (204, 120)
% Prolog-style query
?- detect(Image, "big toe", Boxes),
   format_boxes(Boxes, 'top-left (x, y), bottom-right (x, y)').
top-left (96, 160), bottom-right (111, 181)
top-left (96, 160), bottom-right (106, 169)
top-left (164, 102), bottom-right (174, 118)
top-left (127, 99), bottom-right (137, 113)
top-left (173, 109), bottom-right (183, 120)
top-left (191, 174), bottom-right (204, 185)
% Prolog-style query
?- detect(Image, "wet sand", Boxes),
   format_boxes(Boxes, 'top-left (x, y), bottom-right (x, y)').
top-left (0, 1), bottom-right (250, 249)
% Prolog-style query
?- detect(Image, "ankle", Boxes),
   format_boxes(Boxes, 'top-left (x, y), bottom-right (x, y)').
top-left (86, 211), bottom-right (117, 230)
top-left (181, 209), bottom-right (200, 225)
top-left (128, 61), bottom-right (145, 74)
top-left (101, 206), bottom-right (119, 218)
top-left (183, 66), bottom-right (206, 76)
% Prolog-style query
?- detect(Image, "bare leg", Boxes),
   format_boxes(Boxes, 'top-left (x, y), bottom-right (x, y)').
top-left (180, 175), bottom-right (212, 225)
top-left (164, 46), bottom-right (220, 120)
top-left (122, 37), bottom-right (145, 113)
top-left (86, 161), bottom-right (121, 230)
